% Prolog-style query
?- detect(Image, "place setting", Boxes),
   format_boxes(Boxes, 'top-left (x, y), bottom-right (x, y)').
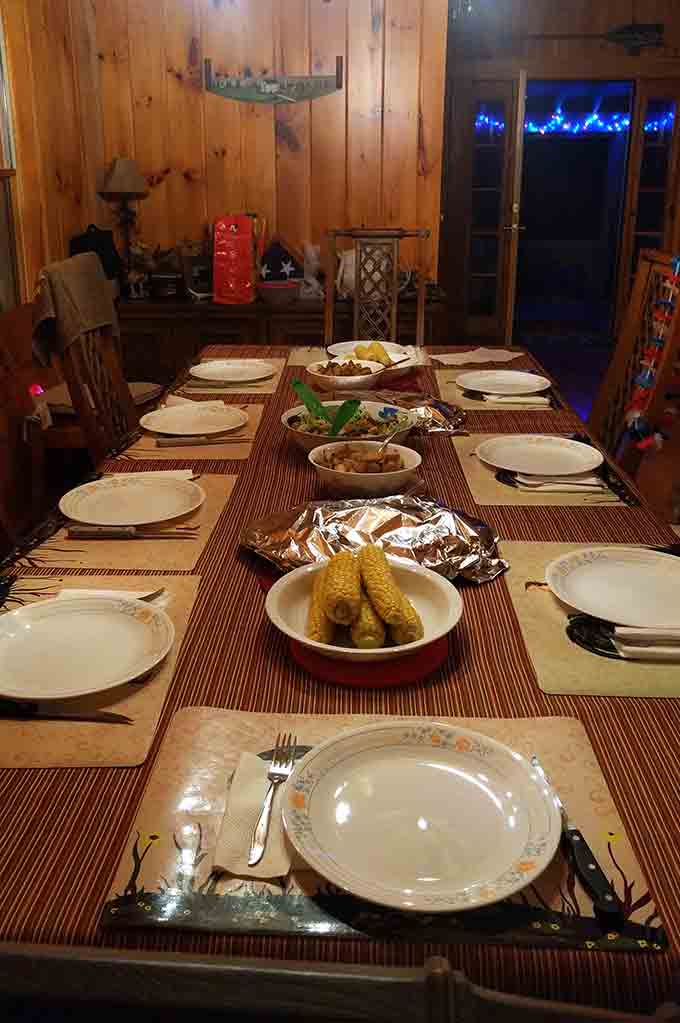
top-left (452, 433), bottom-right (632, 507)
top-left (121, 395), bottom-right (264, 460)
top-left (436, 368), bottom-right (562, 410)
top-left (503, 541), bottom-right (680, 698)
top-left (101, 706), bottom-right (666, 955)
top-left (28, 470), bottom-right (237, 572)
top-left (178, 356), bottom-right (287, 395)
top-left (0, 574), bottom-right (201, 769)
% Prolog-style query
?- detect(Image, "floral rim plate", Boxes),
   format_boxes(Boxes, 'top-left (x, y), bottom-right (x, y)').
top-left (140, 404), bottom-right (248, 436)
top-left (189, 359), bottom-right (275, 383)
top-left (59, 476), bottom-right (206, 526)
top-left (282, 721), bottom-right (561, 912)
top-left (456, 370), bottom-right (551, 396)
top-left (0, 596), bottom-right (175, 700)
top-left (546, 546), bottom-right (680, 629)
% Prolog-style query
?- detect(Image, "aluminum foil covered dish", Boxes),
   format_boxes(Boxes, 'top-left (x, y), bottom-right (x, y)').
top-left (241, 494), bottom-right (508, 584)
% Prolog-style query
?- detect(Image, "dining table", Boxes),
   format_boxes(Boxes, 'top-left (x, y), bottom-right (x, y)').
top-left (1, 343), bottom-right (678, 1017)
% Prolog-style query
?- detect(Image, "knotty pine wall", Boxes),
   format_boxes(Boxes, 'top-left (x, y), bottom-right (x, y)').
top-left (3, 0), bottom-right (448, 299)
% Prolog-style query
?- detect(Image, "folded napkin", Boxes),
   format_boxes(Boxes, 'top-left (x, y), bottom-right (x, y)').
top-left (164, 395), bottom-right (226, 411)
top-left (482, 394), bottom-right (552, 407)
top-left (432, 348), bottom-right (522, 366)
top-left (613, 625), bottom-right (680, 662)
top-left (104, 470), bottom-right (196, 480)
top-left (214, 752), bottom-right (302, 879)
top-left (515, 472), bottom-right (607, 494)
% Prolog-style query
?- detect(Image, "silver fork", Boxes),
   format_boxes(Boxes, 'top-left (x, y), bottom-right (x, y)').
top-left (248, 732), bottom-right (298, 867)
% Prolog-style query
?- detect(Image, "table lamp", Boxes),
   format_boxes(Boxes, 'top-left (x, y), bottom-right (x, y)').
top-left (98, 158), bottom-right (149, 269)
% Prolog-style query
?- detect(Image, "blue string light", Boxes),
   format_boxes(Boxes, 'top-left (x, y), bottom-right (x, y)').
top-left (475, 107), bottom-right (675, 136)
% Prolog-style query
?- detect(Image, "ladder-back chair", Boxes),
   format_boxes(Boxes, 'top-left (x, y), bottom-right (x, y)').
top-left (33, 254), bottom-right (139, 465)
top-left (324, 228), bottom-right (430, 348)
top-left (589, 249), bottom-right (680, 478)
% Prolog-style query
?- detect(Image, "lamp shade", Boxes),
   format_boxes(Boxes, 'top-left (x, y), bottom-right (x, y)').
top-left (98, 158), bottom-right (149, 200)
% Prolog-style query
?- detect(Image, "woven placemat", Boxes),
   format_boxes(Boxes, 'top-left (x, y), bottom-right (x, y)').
top-left (452, 435), bottom-right (623, 507)
top-left (27, 475), bottom-right (236, 572)
top-left (502, 541), bottom-right (680, 698)
top-left (120, 405), bottom-right (264, 461)
top-left (102, 707), bottom-right (665, 953)
top-left (436, 372), bottom-right (559, 412)
top-left (179, 357), bottom-right (287, 395)
top-left (0, 575), bottom-right (200, 768)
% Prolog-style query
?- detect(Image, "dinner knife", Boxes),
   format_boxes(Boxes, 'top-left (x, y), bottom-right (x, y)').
top-left (531, 756), bottom-right (625, 929)
top-left (0, 698), bottom-right (132, 725)
top-left (67, 526), bottom-right (195, 540)
top-left (155, 435), bottom-right (253, 447)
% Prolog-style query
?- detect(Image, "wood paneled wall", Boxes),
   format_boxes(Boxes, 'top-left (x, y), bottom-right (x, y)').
top-left (3, 0), bottom-right (448, 298)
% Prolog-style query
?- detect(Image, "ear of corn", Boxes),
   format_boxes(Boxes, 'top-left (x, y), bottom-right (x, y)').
top-left (351, 590), bottom-right (386, 649)
top-left (390, 596), bottom-right (424, 645)
top-left (368, 341), bottom-right (391, 366)
top-left (358, 545), bottom-right (406, 626)
top-left (306, 567), bottom-right (335, 643)
top-left (354, 343), bottom-right (371, 360)
top-left (323, 551), bottom-right (362, 625)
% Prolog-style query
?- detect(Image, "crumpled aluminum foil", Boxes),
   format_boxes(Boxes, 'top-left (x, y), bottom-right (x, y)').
top-left (341, 390), bottom-right (468, 434)
top-left (241, 494), bottom-right (508, 584)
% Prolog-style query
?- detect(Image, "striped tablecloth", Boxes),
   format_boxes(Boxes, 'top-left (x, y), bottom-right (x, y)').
top-left (3, 346), bottom-right (678, 1013)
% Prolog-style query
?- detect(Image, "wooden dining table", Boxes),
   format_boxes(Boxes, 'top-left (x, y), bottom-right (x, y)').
top-left (1, 344), bottom-right (678, 1016)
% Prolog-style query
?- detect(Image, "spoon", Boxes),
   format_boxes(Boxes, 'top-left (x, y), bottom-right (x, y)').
top-left (375, 426), bottom-right (403, 457)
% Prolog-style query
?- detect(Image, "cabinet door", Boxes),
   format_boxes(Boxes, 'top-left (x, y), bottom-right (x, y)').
top-left (198, 317), bottom-right (261, 346)
top-left (616, 80), bottom-right (680, 329)
top-left (120, 324), bottom-right (178, 385)
top-left (269, 312), bottom-right (324, 346)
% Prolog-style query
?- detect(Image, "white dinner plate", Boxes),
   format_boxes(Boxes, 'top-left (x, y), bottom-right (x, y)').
top-left (140, 404), bottom-right (247, 436)
top-left (546, 547), bottom-right (680, 628)
top-left (456, 370), bottom-right (551, 395)
top-left (59, 476), bottom-right (205, 526)
top-left (283, 721), bottom-right (561, 912)
top-left (189, 359), bottom-right (275, 384)
top-left (0, 596), bottom-right (175, 700)
top-left (475, 435), bottom-right (603, 476)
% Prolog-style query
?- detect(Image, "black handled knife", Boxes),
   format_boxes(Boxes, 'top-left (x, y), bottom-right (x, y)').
top-left (531, 755), bottom-right (625, 930)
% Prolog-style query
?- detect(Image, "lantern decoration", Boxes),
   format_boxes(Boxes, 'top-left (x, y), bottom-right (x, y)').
top-left (212, 214), bottom-right (265, 306)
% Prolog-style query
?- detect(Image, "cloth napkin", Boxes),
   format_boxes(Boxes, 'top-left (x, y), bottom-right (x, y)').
top-left (164, 395), bottom-right (226, 411)
top-left (214, 752), bottom-right (302, 879)
top-left (432, 348), bottom-right (522, 366)
top-left (613, 625), bottom-right (680, 662)
top-left (514, 472), bottom-right (607, 494)
top-left (482, 394), bottom-right (552, 407)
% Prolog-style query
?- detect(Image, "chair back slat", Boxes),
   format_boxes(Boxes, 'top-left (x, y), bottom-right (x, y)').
top-left (56, 325), bottom-right (138, 465)
top-left (589, 249), bottom-right (680, 477)
top-left (324, 228), bottom-right (430, 348)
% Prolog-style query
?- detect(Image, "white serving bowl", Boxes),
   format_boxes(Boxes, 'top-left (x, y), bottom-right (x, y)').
top-left (281, 400), bottom-right (415, 452)
top-left (327, 341), bottom-right (418, 381)
top-left (265, 557), bottom-right (463, 662)
top-left (306, 359), bottom-right (385, 392)
top-left (309, 440), bottom-right (421, 497)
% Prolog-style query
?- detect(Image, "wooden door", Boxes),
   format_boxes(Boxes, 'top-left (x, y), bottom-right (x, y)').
top-left (615, 80), bottom-right (680, 331)
top-left (446, 79), bottom-right (521, 340)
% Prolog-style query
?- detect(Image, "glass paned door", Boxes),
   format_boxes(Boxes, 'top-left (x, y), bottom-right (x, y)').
top-left (616, 81), bottom-right (680, 329)
top-left (447, 79), bottom-right (521, 340)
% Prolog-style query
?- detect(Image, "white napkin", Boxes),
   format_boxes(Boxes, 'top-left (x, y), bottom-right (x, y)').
top-left (432, 348), bottom-right (522, 366)
top-left (104, 470), bottom-right (195, 480)
top-left (482, 394), bottom-right (552, 407)
top-left (514, 472), bottom-right (607, 494)
top-left (214, 752), bottom-right (301, 879)
top-left (515, 482), bottom-right (615, 495)
top-left (164, 395), bottom-right (226, 411)
top-left (516, 473), bottom-right (602, 485)
top-left (613, 624), bottom-right (680, 662)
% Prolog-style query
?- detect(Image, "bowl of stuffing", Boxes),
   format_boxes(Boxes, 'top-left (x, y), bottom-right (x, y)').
top-left (305, 358), bottom-right (385, 392)
top-left (308, 440), bottom-right (421, 497)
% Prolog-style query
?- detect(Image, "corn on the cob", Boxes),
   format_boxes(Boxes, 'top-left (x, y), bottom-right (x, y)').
top-left (390, 596), bottom-right (424, 645)
top-left (358, 545), bottom-right (406, 626)
top-left (368, 341), bottom-right (391, 366)
top-left (323, 551), bottom-right (361, 625)
top-left (351, 590), bottom-right (386, 649)
top-left (354, 343), bottom-right (371, 360)
top-left (306, 567), bottom-right (335, 643)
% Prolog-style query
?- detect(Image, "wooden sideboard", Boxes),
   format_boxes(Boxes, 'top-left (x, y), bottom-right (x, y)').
top-left (118, 295), bottom-right (448, 383)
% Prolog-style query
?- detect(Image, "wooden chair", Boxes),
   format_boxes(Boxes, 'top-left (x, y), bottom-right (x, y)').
top-left (589, 249), bottom-right (680, 480)
top-left (324, 228), bottom-right (430, 348)
top-left (0, 305), bottom-right (46, 548)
